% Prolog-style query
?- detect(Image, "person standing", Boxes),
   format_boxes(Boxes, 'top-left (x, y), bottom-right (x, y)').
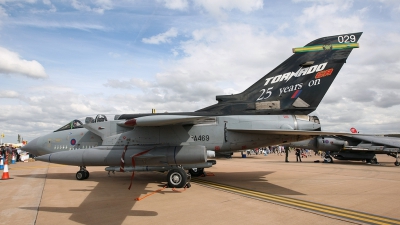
top-left (295, 148), bottom-right (302, 162)
top-left (285, 146), bottom-right (289, 162)
top-left (5, 144), bottom-right (12, 164)
top-left (264, 146), bottom-right (269, 156)
top-left (0, 146), bottom-right (4, 158)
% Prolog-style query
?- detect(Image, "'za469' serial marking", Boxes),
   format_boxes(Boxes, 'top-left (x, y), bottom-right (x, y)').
top-left (192, 135), bottom-right (210, 141)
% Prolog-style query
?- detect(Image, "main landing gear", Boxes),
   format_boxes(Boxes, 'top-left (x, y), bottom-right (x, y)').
top-left (324, 155), bottom-right (333, 163)
top-left (188, 168), bottom-right (205, 177)
top-left (395, 152), bottom-right (399, 166)
top-left (387, 152), bottom-right (400, 166)
top-left (167, 168), bottom-right (191, 188)
top-left (366, 155), bottom-right (379, 165)
top-left (76, 166), bottom-right (90, 180)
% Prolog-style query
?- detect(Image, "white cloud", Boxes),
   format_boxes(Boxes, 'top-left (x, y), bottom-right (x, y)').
top-left (0, 46), bottom-right (47, 78)
top-left (193, 0), bottom-right (263, 17)
top-left (104, 79), bottom-right (134, 89)
top-left (294, 1), bottom-right (364, 37)
top-left (160, 0), bottom-right (188, 10)
top-left (0, 90), bottom-right (19, 98)
top-left (104, 78), bottom-right (151, 90)
top-left (71, 0), bottom-right (113, 14)
top-left (38, 0), bottom-right (57, 12)
top-left (11, 20), bottom-right (106, 31)
top-left (0, 6), bottom-right (7, 18)
top-left (142, 27), bottom-right (178, 44)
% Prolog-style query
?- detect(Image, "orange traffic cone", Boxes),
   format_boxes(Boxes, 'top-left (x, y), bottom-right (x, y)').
top-left (2, 155), bottom-right (10, 180)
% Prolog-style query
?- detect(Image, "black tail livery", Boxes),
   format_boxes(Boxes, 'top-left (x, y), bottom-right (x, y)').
top-left (197, 32), bottom-right (362, 115)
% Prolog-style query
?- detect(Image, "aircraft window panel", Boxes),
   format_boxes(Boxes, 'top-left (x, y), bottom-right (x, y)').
top-left (85, 117), bottom-right (94, 124)
top-left (95, 114), bottom-right (108, 123)
top-left (72, 120), bottom-right (83, 128)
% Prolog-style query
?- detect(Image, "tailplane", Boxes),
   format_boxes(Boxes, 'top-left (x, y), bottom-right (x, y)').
top-left (197, 32), bottom-right (362, 115)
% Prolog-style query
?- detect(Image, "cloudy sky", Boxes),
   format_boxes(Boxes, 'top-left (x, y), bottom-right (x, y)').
top-left (0, 0), bottom-right (399, 143)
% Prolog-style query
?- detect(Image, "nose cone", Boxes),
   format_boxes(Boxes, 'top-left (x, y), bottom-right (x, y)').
top-left (21, 137), bottom-right (40, 156)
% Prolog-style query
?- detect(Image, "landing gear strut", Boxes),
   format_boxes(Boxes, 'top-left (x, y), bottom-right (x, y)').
top-left (167, 168), bottom-right (191, 188)
top-left (76, 166), bottom-right (89, 180)
top-left (387, 152), bottom-right (399, 166)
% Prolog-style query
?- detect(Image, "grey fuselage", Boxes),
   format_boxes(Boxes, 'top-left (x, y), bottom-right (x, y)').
top-left (26, 114), bottom-right (319, 167)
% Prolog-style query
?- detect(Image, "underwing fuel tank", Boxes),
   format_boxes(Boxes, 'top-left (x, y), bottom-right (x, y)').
top-left (35, 145), bottom-right (207, 167)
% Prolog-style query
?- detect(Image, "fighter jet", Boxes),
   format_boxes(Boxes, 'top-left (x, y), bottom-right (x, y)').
top-left (285, 127), bottom-right (400, 165)
top-left (23, 32), bottom-right (362, 188)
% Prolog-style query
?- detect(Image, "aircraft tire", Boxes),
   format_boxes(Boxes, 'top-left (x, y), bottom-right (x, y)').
top-left (84, 171), bottom-right (90, 179)
top-left (76, 171), bottom-right (86, 180)
top-left (189, 168), bottom-right (204, 177)
top-left (395, 162), bottom-right (399, 166)
top-left (325, 156), bottom-right (333, 163)
top-left (370, 157), bottom-right (378, 165)
top-left (167, 168), bottom-right (187, 188)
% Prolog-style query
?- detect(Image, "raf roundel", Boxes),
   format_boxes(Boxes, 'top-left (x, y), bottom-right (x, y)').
top-left (70, 139), bottom-right (76, 145)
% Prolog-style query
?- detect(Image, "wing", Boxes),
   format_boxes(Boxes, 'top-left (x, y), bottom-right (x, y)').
top-left (340, 134), bottom-right (400, 151)
top-left (120, 115), bottom-right (213, 127)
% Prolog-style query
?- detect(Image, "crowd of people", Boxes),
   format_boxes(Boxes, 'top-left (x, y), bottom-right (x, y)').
top-left (247, 146), bottom-right (314, 156)
top-left (246, 146), bottom-right (325, 162)
top-left (0, 144), bottom-right (20, 164)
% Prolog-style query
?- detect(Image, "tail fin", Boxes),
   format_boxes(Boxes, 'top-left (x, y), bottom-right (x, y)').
top-left (197, 32), bottom-right (362, 115)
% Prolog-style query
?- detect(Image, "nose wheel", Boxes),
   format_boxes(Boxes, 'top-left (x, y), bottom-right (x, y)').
top-left (76, 166), bottom-right (89, 180)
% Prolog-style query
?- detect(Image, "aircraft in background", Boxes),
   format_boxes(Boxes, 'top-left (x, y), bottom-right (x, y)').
top-left (285, 127), bottom-right (400, 165)
top-left (23, 32), bottom-right (362, 188)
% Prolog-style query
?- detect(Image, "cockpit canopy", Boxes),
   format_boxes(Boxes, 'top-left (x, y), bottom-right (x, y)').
top-left (54, 114), bottom-right (114, 132)
top-left (54, 120), bottom-right (83, 132)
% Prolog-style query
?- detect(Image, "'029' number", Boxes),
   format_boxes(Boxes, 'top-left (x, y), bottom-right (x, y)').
top-left (193, 135), bottom-right (209, 141)
top-left (338, 35), bottom-right (356, 43)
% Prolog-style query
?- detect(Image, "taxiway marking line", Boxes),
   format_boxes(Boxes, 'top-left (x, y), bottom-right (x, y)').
top-left (193, 178), bottom-right (400, 225)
